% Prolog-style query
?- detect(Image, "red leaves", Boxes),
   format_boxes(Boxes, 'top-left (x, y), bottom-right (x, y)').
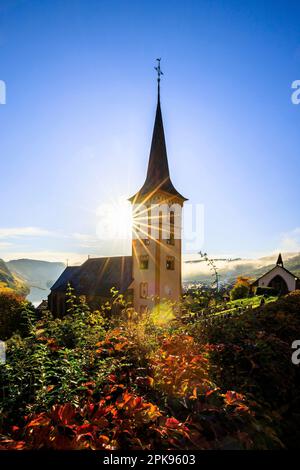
top-left (165, 417), bottom-right (180, 428)
top-left (0, 319), bottom-right (261, 451)
top-left (51, 403), bottom-right (77, 426)
top-left (3, 388), bottom-right (190, 450)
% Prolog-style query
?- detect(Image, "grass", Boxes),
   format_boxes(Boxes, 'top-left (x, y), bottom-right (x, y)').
top-left (212, 295), bottom-right (278, 317)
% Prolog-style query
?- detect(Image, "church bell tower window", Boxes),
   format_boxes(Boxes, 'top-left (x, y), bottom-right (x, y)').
top-left (140, 282), bottom-right (148, 299)
top-left (139, 255), bottom-right (149, 270)
top-left (166, 256), bottom-right (175, 270)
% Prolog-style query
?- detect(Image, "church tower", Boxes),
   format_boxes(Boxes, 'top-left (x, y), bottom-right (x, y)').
top-left (129, 61), bottom-right (187, 314)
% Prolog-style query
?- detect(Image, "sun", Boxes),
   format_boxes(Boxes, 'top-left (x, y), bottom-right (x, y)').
top-left (95, 196), bottom-right (133, 241)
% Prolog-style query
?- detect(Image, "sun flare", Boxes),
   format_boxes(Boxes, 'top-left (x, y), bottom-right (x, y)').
top-left (95, 196), bottom-right (133, 241)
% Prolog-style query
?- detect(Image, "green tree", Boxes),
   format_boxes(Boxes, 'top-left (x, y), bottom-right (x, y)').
top-left (0, 291), bottom-right (35, 339)
top-left (230, 277), bottom-right (251, 301)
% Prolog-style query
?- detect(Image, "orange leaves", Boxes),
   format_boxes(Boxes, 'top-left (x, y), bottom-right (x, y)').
top-left (26, 413), bottom-right (51, 428)
top-left (224, 390), bottom-right (245, 406)
top-left (142, 402), bottom-right (161, 421)
top-left (114, 342), bottom-right (127, 351)
top-left (150, 333), bottom-right (215, 400)
top-left (223, 391), bottom-right (250, 414)
top-left (189, 387), bottom-right (198, 400)
top-left (95, 330), bottom-right (132, 356)
top-left (235, 276), bottom-right (251, 288)
top-left (51, 403), bottom-right (77, 426)
top-left (36, 335), bottom-right (61, 351)
top-left (0, 437), bottom-right (26, 450)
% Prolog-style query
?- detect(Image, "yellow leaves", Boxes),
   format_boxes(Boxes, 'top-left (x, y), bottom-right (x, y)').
top-left (35, 328), bottom-right (45, 337)
top-left (147, 376), bottom-right (154, 387)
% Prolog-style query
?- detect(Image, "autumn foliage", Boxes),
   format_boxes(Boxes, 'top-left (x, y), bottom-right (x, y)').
top-left (1, 290), bottom-right (300, 449)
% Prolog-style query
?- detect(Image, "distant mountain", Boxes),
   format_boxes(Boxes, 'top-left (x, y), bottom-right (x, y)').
top-left (183, 252), bottom-right (300, 286)
top-left (7, 259), bottom-right (65, 305)
top-left (0, 259), bottom-right (29, 296)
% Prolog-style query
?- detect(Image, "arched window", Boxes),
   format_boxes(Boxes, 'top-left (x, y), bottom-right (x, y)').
top-left (167, 211), bottom-right (175, 245)
top-left (140, 282), bottom-right (148, 299)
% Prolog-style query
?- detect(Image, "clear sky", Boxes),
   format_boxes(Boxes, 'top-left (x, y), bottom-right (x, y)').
top-left (1, 0), bottom-right (300, 264)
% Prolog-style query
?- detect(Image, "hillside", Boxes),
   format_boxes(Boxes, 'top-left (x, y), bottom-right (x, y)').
top-left (183, 252), bottom-right (300, 286)
top-left (0, 259), bottom-right (29, 296)
top-left (7, 259), bottom-right (65, 305)
top-left (1, 286), bottom-right (300, 450)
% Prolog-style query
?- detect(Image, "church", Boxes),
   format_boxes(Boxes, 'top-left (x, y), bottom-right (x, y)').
top-left (48, 63), bottom-right (187, 316)
top-left (251, 253), bottom-right (300, 295)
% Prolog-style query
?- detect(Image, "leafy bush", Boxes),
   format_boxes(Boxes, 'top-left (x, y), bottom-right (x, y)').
top-left (230, 284), bottom-right (249, 300)
top-left (1, 289), bottom-right (300, 449)
top-left (0, 326), bottom-right (280, 450)
top-left (230, 276), bottom-right (251, 301)
top-left (0, 291), bottom-right (35, 340)
top-left (186, 291), bottom-right (300, 448)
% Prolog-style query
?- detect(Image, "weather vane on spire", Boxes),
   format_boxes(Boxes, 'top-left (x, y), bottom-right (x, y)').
top-left (155, 58), bottom-right (163, 98)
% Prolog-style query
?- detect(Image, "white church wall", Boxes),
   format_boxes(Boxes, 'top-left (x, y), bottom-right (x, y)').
top-left (258, 265), bottom-right (296, 292)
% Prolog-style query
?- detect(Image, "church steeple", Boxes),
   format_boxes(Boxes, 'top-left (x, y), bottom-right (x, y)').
top-left (130, 61), bottom-right (187, 314)
top-left (276, 253), bottom-right (283, 267)
top-left (129, 60), bottom-right (187, 202)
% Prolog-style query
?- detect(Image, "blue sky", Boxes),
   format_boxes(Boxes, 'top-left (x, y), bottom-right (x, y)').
top-left (1, 0), bottom-right (300, 263)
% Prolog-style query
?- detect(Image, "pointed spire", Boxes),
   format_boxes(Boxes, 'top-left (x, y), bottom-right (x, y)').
top-left (129, 60), bottom-right (187, 202)
top-left (143, 97), bottom-right (171, 193)
top-left (276, 253), bottom-right (283, 266)
top-left (155, 58), bottom-right (163, 102)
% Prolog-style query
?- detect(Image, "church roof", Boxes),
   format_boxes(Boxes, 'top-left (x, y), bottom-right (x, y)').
top-left (50, 266), bottom-right (79, 291)
top-left (129, 90), bottom-right (187, 202)
top-left (50, 256), bottom-right (133, 296)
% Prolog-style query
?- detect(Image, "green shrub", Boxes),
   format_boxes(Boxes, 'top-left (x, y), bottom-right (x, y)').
top-left (0, 291), bottom-right (35, 340)
top-left (255, 286), bottom-right (278, 296)
top-left (230, 283), bottom-right (249, 300)
top-left (186, 291), bottom-right (300, 448)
